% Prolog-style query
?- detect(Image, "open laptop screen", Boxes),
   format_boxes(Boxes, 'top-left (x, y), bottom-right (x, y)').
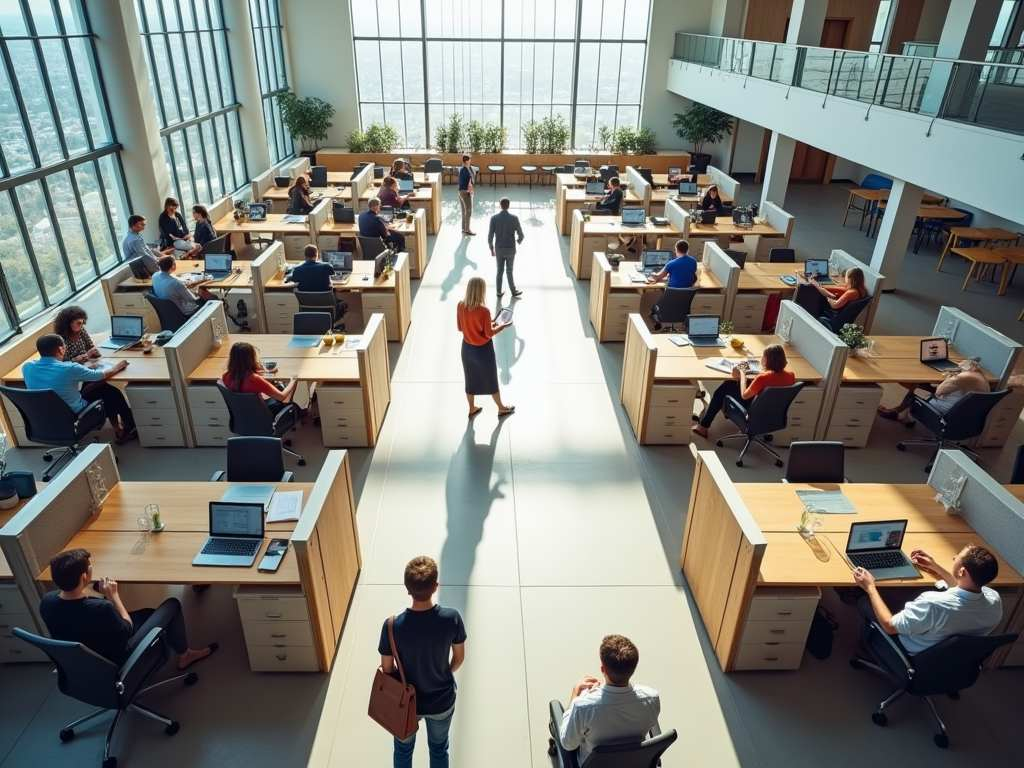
top-left (678, 182), bottom-right (698, 195)
top-left (621, 207), bottom-right (645, 225)
top-left (398, 178), bottom-right (414, 193)
top-left (642, 250), bottom-right (672, 270)
top-left (804, 259), bottom-right (829, 279)
top-left (110, 315), bottom-right (143, 339)
top-left (209, 502), bottom-right (264, 538)
top-left (326, 251), bottom-right (353, 271)
top-left (846, 520), bottom-right (906, 552)
top-left (205, 253), bottom-right (231, 273)
top-left (687, 315), bottom-right (720, 338)
top-left (920, 338), bottom-right (949, 362)
top-left (585, 181), bottom-right (605, 195)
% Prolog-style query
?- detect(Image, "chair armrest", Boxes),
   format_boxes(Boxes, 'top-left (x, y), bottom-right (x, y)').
top-left (271, 402), bottom-right (300, 431)
top-left (280, 471), bottom-right (295, 482)
top-left (910, 395), bottom-right (946, 431)
top-left (868, 621), bottom-right (915, 678)
top-left (648, 720), bottom-right (663, 738)
top-left (210, 470), bottom-right (226, 482)
top-left (723, 395), bottom-right (749, 420)
top-left (117, 626), bottom-right (165, 699)
top-left (74, 399), bottom-right (106, 430)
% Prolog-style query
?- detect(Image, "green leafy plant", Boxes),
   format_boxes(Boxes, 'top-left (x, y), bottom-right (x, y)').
top-left (466, 120), bottom-right (487, 152)
top-left (522, 120), bottom-right (542, 154)
top-left (278, 91), bottom-right (335, 153)
top-left (633, 127), bottom-right (657, 154)
top-left (435, 113), bottom-right (464, 153)
top-left (672, 102), bottom-right (733, 155)
top-left (484, 123), bottom-right (507, 153)
top-left (346, 129), bottom-right (367, 153)
top-left (610, 126), bottom-right (636, 154)
top-left (838, 323), bottom-right (868, 351)
top-left (597, 125), bottom-right (613, 151)
top-left (537, 115), bottom-right (570, 153)
top-left (363, 123), bottom-right (400, 152)
top-left (434, 123), bottom-right (449, 154)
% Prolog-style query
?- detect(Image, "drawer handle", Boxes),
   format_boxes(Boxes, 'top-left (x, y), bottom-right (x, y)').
top-left (270, 633), bottom-right (288, 639)
top-left (275, 653), bottom-right (288, 661)
top-left (264, 612), bottom-right (283, 619)
top-left (776, 610), bottom-right (792, 616)
top-left (762, 656), bottom-right (780, 662)
top-left (769, 629), bottom-right (786, 635)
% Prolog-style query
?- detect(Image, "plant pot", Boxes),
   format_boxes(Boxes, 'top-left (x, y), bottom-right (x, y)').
top-left (690, 152), bottom-right (711, 173)
top-left (300, 149), bottom-right (317, 161)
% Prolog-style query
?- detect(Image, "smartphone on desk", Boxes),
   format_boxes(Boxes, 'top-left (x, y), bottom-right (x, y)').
top-left (259, 539), bottom-right (290, 573)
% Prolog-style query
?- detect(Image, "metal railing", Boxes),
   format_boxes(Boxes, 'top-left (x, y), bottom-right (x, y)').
top-left (673, 33), bottom-right (1024, 134)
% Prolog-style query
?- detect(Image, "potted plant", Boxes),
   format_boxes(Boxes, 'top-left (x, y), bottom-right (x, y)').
top-left (363, 123), bottom-right (399, 152)
top-left (672, 102), bottom-right (733, 172)
top-left (522, 120), bottom-right (542, 154)
top-left (278, 90), bottom-right (335, 160)
top-left (346, 129), bottom-right (367, 153)
top-left (484, 123), bottom-right (507, 153)
top-left (435, 113), bottom-right (464, 153)
top-left (610, 126), bottom-right (636, 154)
top-left (597, 125), bottom-right (613, 151)
top-left (838, 323), bottom-right (869, 356)
top-left (466, 120), bottom-right (487, 153)
top-left (538, 115), bottom-right (570, 153)
top-left (633, 127), bottom-right (657, 155)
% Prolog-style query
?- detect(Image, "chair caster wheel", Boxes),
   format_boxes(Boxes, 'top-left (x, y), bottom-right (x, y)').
top-left (165, 722), bottom-right (180, 736)
top-left (548, 738), bottom-right (556, 757)
top-left (896, 443), bottom-right (906, 451)
top-left (933, 733), bottom-right (949, 749)
top-left (736, 460), bottom-right (743, 467)
top-left (43, 474), bottom-right (52, 482)
top-left (184, 672), bottom-right (198, 686)
top-left (103, 758), bottom-right (117, 768)
top-left (43, 454), bottom-right (53, 462)
top-left (871, 712), bottom-right (887, 727)
top-left (297, 458), bottom-right (307, 466)
top-left (716, 440), bottom-right (724, 447)
top-left (59, 728), bottom-right (75, 742)
top-left (775, 459), bottom-right (783, 467)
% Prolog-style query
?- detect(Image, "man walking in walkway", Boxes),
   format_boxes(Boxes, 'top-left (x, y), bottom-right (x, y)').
top-left (488, 197), bottom-right (525, 298)
top-left (458, 154), bottom-right (475, 236)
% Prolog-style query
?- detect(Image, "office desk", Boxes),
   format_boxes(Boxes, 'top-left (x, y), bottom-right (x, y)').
top-left (214, 212), bottom-right (313, 255)
top-left (620, 315), bottom-right (823, 445)
top-left (948, 246), bottom-right (1024, 295)
top-left (688, 215), bottom-right (785, 250)
top-left (319, 207), bottom-right (429, 278)
top-left (261, 185), bottom-right (347, 210)
top-left (569, 211), bottom-right (679, 280)
top-left (682, 458), bottom-right (1024, 671)
top-left (843, 188), bottom-right (945, 230)
top-left (1, 335), bottom-right (170, 385)
top-left (116, 260), bottom-right (255, 291)
top-left (589, 252), bottom-right (725, 342)
top-left (840, 336), bottom-right (987, 385)
top-left (650, 173), bottom-right (714, 188)
top-left (649, 188), bottom-right (733, 217)
top-left (356, 184), bottom-right (441, 234)
top-left (556, 187), bottom-right (643, 235)
top-left (0, 497), bottom-right (48, 662)
top-left (937, 227), bottom-right (1019, 273)
top-left (188, 334), bottom-right (363, 383)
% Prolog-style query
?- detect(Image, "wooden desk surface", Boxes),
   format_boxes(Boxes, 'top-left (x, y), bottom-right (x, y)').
top-left (358, 187), bottom-right (433, 201)
top-left (947, 227), bottom-right (1019, 242)
top-left (2, 334), bottom-right (170, 384)
top-left (262, 186), bottom-right (347, 201)
top-left (951, 246), bottom-right (1014, 264)
top-left (581, 217), bottom-right (679, 236)
top-left (117, 260), bottom-right (254, 290)
top-left (651, 173), bottom-right (714, 188)
top-left (206, 334), bottom-right (362, 359)
top-left (214, 212), bottom-right (311, 235)
top-left (736, 263), bottom-right (799, 291)
top-left (689, 215), bottom-right (783, 238)
top-left (841, 336), bottom-right (994, 384)
top-left (265, 260), bottom-right (397, 291)
top-left (564, 188), bottom-right (643, 203)
top-left (849, 187), bottom-right (944, 205)
top-left (878, 204), bottom-right (963, 220)
top-left (651, 335), bottom-right (821, 382)
top-left (189, 334), bottom-right (362, 382)
top-left (650, 188), bottom-right (734, 205)
top-left (318, 217), bottom-right (419, 236)
top-left (609, 261), bottom-right (724, 291)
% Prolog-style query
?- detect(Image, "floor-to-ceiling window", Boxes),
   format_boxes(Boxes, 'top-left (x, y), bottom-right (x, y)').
top-left (136, 0), bottom-right (246, 206)
top-left (351, 0), bottom-right (651, 150)
top-left (0, 0), bottom-right (130, 340)
top-left (249, 0), bottom-right (292, 163)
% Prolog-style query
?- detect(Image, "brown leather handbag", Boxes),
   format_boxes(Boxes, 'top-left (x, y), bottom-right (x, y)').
top-left (368, 615), bottom-right (418, 739)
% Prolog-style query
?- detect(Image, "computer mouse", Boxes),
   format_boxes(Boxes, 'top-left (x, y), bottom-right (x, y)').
top-left (781, 275), bottom-right (798, 286)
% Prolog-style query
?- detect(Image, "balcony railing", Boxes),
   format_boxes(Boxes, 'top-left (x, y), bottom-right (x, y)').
top-left (673, 33), bottom-right (1024, 134)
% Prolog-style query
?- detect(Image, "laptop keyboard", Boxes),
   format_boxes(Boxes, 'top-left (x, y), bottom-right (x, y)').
top-left (201, 538), bottom-right (261, 557)
top-left (850, 551), bottom-right (907, 570)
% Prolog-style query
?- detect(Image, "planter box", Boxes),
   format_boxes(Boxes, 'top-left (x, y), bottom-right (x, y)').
top-left (314, 150), bottom-right (693, 182)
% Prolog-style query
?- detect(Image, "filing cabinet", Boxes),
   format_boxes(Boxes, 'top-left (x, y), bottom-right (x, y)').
top-left (769, 385), bottom-right (823, 447)
top-left (602, 294), bottom-right (642, 342)
top-left (730, 293), bottom-right (769, 333)
top-left (642, 384), bottom-right (698, 444)
top-left (826, 384), bottom-right (883, 448)
top-left (235, 586), bottom-right (319, 672)
top-left (264, 292), bottom-right (299, 334)
top-left (360, 294), bottom-right (398, 341)
top-left (109, 291), bottom-right (158, 333)
top-left (974, 387), bottom-right (1024, 448)
top-left (186, 385), bottom-right (232, 447)
top-left (734, 588), bottom-right (820, 671)
top-left (126, 385), bottom-right (185, 447)
top-left (317, 384), bottom-right (368, 447)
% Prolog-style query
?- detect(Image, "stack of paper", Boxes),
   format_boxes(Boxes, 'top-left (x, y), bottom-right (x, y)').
top-left (267, 490), bottom-right (303, 524)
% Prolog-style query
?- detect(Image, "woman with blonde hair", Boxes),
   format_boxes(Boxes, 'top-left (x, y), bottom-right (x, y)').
top-left (457, 277), bottom-right (513, 418)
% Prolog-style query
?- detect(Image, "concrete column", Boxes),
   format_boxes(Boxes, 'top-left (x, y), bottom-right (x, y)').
top-left (760, 132), bottom-right (795, 209)
top-left (919, 0), bottom-right (1002, 114)
top-left (710, 0), bottom-right (745, 37)
top-left (87, 0), bottom-right (170, 224)
top-left (869, 179), bottom-right (924, 290)
top-left (914, 0), bottom-right (951, 41)
top-left (786, 0), bottom-right (828, 45)
top-left (222, 0), bottom-right (271, 177)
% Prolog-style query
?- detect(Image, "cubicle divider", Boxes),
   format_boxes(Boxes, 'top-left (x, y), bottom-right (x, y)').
top-left (706, 165), bottom-right (740, 202)
top-left (282, 156), bottom-right (311, 177)
top-left (358, 314), bottom-right (392, 447)
top-left (248, 241), bottom-right (285, 336)
top-left (100, 261), bottom-right (159, 331)
top-left (748, 201), bottom-right (795, 261)
top-left (252, 163), bottom-right (283, 203)
top-left (625, 166), bottom-right (652, 211)
top-left (620, 314), bottom-right (658, 442)
top-left (665, 198), bottom-right (687, 232)
top-left (350, 163), bottom-right (374, 204)
top-left (309, 198), bottom-right (331, 234)
top-left (829, 249), bottom-right (885, 332)
top-left (207, 196), bottom-right (234, 225)
top-left (705, 242), bottom-right (741, 318)
top-left (680, 447), bottom-right (766, 671)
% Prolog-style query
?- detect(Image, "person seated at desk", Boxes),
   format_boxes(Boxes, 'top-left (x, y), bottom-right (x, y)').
top-left (692, 344), bottom-right (795, 438)
top-left (390, 158), bottom-right (413, 181)
top-left (549, 634), bottom-right (661, 766)
top-left (40, 548), bottom-right (216, 670)
top-left (802, 266), bottom-right (867, 315)
top-left (122, 214), bottom-right (171, 266)
top-left (853, 545), bottom-right (1002, 655)
top-left (191, 204), bottom-right (218, 249)
top-left (878, 358), bottom-right (989, 426)
top-left (222, 341), bottom-right (297, 417)
top-left (152, 255), bottom-right (215, 317)
top-left (359, 198), bottom-right (406, 252)
top-left (158, 197), bottom-right (201, 258)
top-left (648, 239), bottom-right (697, 288)
top-left (377, 176), bottom-right (410, 210)
top-left (23, 333), bottom-right (136, 443)
top-left (699, 184), bottom-right (725, 215)
top-left (54, 305), bottom-right (101, 364)
top-left (290, 245), bottom-right (348, 322)
top-left (593, 177), bottom-right (623, 215)
top-left (287, 175), bottom-right (315, 215)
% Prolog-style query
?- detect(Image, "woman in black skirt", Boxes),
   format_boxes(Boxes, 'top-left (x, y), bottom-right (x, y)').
top-left (457, 276), bottom-right (514, 418)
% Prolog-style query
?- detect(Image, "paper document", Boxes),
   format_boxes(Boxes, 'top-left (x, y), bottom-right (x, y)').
top-left (704, 358), bottom-right (761, 375)
top-left (282, 214), bottom-right (307, 224)
top-left (88, 360), bottom-right (116, 373)
top-left (267, 490), bottom-right (303, 524)
top-left (668, 335), bottom-right (691, 347)
top-left (628, 272), bottom-right (647, 283)
top-left (796, 490), bottom-right (857, 515)
top-left (496, 308), bottom-right (513, 325)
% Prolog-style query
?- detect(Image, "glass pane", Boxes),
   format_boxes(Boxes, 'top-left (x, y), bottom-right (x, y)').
top-left (577, 42), bottom-right (599, 102)
top-left (200, 119), bottom-right (223, 199)
top-left (380, 41), bottom-right (405, 100)
top-left (351, 0), bottom-right (379, 36)
top-left (70, 38), bottom-right (112, 145)
top-left (41, 40), bottom-right (89, 156)
top-left (97, 154), bottom-right (128, 240)
top-left (400, 0), bottom-right (421, 37)
top-left (0, 191), bottom-right (43, 318)
top-left (0, 0), bottom-right (26, 35)
top-left (75, 162), bottom-right (118, 272)
top-left (29, 0), bottom-right (60, 35)
top-left (597, 43), bottom-right (622, 103)
top-left (227, 112), bottom-right (245, 189)
top-left (356, 41), bottom-right (383, 102)
top-left (0, 59), bottom-right (33, 173)
top-left (579, 0), bottom-right (602, 39)
top-left (47, 172), bottom-right (96, 287)
top-left (622, 0), bottom-right (649, 39)
top-left (8, 40), bottom-right (61, 165)
top-left (185, 32), bottom-right (209, 113)
top-left (17, 181), bottom-right (71, 303)
top-left (58, 0), bottom-right (89, 35)
top-left (168, 131), bottom-right (194, 203)
top-left (149, 35), bottom-right (181, 124)
top-left (601, 0), bottom-right (626, 39)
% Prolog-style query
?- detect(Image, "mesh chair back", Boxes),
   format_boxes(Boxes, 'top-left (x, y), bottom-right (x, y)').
top-left (785, 441), bottom-right (845, 483)
top-left (225, 436), bottom-right (287, 481)
top-left (1011, 445), bottom-right (1024, 484)
top-left (12, 628), bottom-right (121, 709)
top-left (768, 247), bottom-right (796, 263)
top-left (905, 632), bottom-right (1018, 696)
top-left (358, 236), bottom-right (387, 260)
top-left (580, 729), bottom-right (678, 768)
top-left (293, 311), bottom-right (333, 335)
top-left (424, 158), bottom-right (443, 174)
top-left (216, 381), bottom-right (275, 436)
top-left (0, 386), bottom-right (82, 444)
top-left (938, 389), bottom-right (1009, 441)
top-left (743, 382), bottom-right (806, 435)
top-left (651, 288), bottom-right (697, 325)
top-left (145, 292), bottom-right (188, 332)
top-left (820, 295), bottom-right (873, 333)
top-left (202, 234), bottom-right (231, 254)
top-left (294, 290), bottom-right (337, 321)
top-left (310, 165), bottom-right (328, 187)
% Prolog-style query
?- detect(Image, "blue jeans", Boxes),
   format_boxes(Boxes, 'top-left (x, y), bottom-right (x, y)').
top-left (393, 704), bottom-right (455, 768)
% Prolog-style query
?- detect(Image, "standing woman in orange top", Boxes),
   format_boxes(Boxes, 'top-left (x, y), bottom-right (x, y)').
top-left (457, 276), bottom-right (514, 418)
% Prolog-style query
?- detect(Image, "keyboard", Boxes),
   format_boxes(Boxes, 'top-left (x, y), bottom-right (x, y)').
top-left (850, 551), bottom-right (907, 570)
top-left (201, 538), bottom-right (261, 557)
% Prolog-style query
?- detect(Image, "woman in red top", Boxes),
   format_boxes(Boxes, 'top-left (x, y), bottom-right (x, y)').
top-left (221, 342), bottom-right (298, 417)
top-left (806, 266), bottom-right (867, 313)
top-left (692, 344), bottom-right (796, 438)
top-left (457, 276), bottom-right (513, 418)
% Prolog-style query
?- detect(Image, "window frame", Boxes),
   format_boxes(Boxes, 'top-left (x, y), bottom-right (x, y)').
top-left (249, 0), bottom-right (293, 163)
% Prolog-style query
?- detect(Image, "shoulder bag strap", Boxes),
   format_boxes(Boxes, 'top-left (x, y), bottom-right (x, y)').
top-left (387, 615), bottom-right (407, 686)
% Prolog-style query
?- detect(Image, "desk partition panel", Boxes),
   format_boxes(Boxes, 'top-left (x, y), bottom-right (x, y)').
top-left (252, 164), bottom-right (282, 203)
top-left (620, 314), bottom-right (658, 441)
top-left (760, 202), bottom-right (795, 244)
top-left (703, 242), bottom-right (741, 316)
top-left (207, 196), bottom-right (234, 224)
top-left (706, 165), bottom-right (740, 202)
top-left (625, 166), bottom-right (652, 211)
top-left (666, 198), bottom-right (688, 233)
top-left (351, 164), bottom-right (374, 204)
top-left (357, 314), bottom-right (392, 446)
top-left (282, 156), bottom-right (310, 177)
top-left (0, 312), bottom-right (68, 446)
top-left (309, 199), bottom-right (331, 235)
top-left (163, 301), bottom-right (228, 447)
top-left (934, 306), bottom-right (1021, 386)
top-left (249, 242), bottom-right (285, 336)
top-left (829, 249), bottom-right (885, 332)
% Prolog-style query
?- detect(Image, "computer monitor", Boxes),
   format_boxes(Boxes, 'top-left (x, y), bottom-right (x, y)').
top-left (637, 168), bottom-right (653, 184)
top-left (920, 337), bottom-right (949, 363)
top-left (208, 502), bottom-right (264, 539)
top-left (687, 315), bottom-right (720, 338)
top-left (678, 181), bottom-right (698, 195)
top-left (724, 249), bottom-right (747, 268)
top-left (110, 315), bottom-right (143, 339)
top-left (621, 207), bottom-right (646, 225)
top-left (204, 253), bottom-right (232, 273)
top-left (247, 203), bottom-right (268, 221)
top-left (310, 165), bottom-right (328, 187)
top-left (642, 250), bottom-right (672, 270)
top-left (585, 180), bottom-right (605, 195)
top-left (325, 251), bottom-right (353, 271)
top-left (398, 178), bottom-right (415, 193)
top-left (804, 258), bottom-right (830, 279)
top-left (380, 205), bottom-right (395, 221)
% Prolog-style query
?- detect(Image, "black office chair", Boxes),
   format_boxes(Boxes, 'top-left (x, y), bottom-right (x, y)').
top-left (650, 288), bottom-right (696, 332)
top-left (358, 235), bottom-right (387, 260)
top-left (294, 290), bottom-right (344, 330)
top-left (210, 436), bottom-right (295, 482)
top-left (1011, 444), bottom-right (1024, 483)
top-left (717, 383), bottom-right (806, 467)
top-left (13, 625), bottom-right (197, 768)
top-left (0, 386), bottom-right (106, 481)
top-left (292, 311), bottom-right (334, 336)
top-left (216, 382), bottom-right (305, 466)
top-left (897, 390), bottom-right (1010, 472)
top-left (548, 700), bottom-right (677, 767)
top-left (723, 249), bottom-right (747, 268)
top-left (200, 234), bottom-right (232, 255)
top-left (784, 441), bottom-right (845, 483)
top-left (818, 294), bottom-right (873, 334)
top-left (768, 247), bottom-right (796, 263)
top-left (850, 622), bottom-right (1017, 749)
top-left (144, 292), bottom-right (189, 333)
top-left (599, 164), bottom-right (619, 182)
top-left (424, 157), bottom-right (443, 174)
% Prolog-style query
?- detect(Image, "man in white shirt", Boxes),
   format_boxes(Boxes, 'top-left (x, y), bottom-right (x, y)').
top-left (151, 255), bottom-right (214, 317)
top-left (853, 544), bottom-right (1002, 655)
top-left (548, 635), bottom-right (661, 765)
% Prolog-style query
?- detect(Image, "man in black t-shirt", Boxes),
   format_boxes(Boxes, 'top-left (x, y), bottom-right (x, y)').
top-left (39, 548), bottom-right (216, 669)
top-left (378, 556), bottom-right (466, 767)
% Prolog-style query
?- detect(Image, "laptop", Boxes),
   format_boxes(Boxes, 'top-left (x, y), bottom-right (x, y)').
top-left (724, 249), bottom-right (747, 268)
top-left (641, 250), bottom-right (672, 276)
top-left (677, 181), bottom-right (698, 196)
top-left (99, 315), bottom-right (144, 351)
top-left (585, 180), bottom-right (606, 196)
top-left (845, 520), bottom-right (920, 581)
top-left (192, 502), bottom-right (266, 567)
top-left (204, 253), bottom-right (232, 279)
top-left (696, 210), bottom-right (717, 225)
top-left (919, 337), bottom-right (961, 372)
top-left (326, 250), bottom-right (354, 282)
top-left (247, 203), bottom-right (268, 222)
top-left (380, 206), bottom-right (395, 223)
top-left (621, 207), bottom-right (646, 227)
top-left (333, 203), bottom-right (355, 223)
top-left (686, 315), bottom-right (726, 347)
top-left (398, 178), bottom-right (415, 193)
top-left (803, 258), bottom-right (834, 284)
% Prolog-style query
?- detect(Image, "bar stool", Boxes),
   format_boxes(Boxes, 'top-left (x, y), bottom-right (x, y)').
top-left (521, 164), bottom-right (538, 189)
top-left (541, 165), bottom-right (557, 184)
top-left (487, 164), bottom-right (507, 187)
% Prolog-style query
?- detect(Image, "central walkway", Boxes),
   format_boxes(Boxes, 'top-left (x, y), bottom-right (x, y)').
top-left (307, 186), bottom-right (741, 766)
